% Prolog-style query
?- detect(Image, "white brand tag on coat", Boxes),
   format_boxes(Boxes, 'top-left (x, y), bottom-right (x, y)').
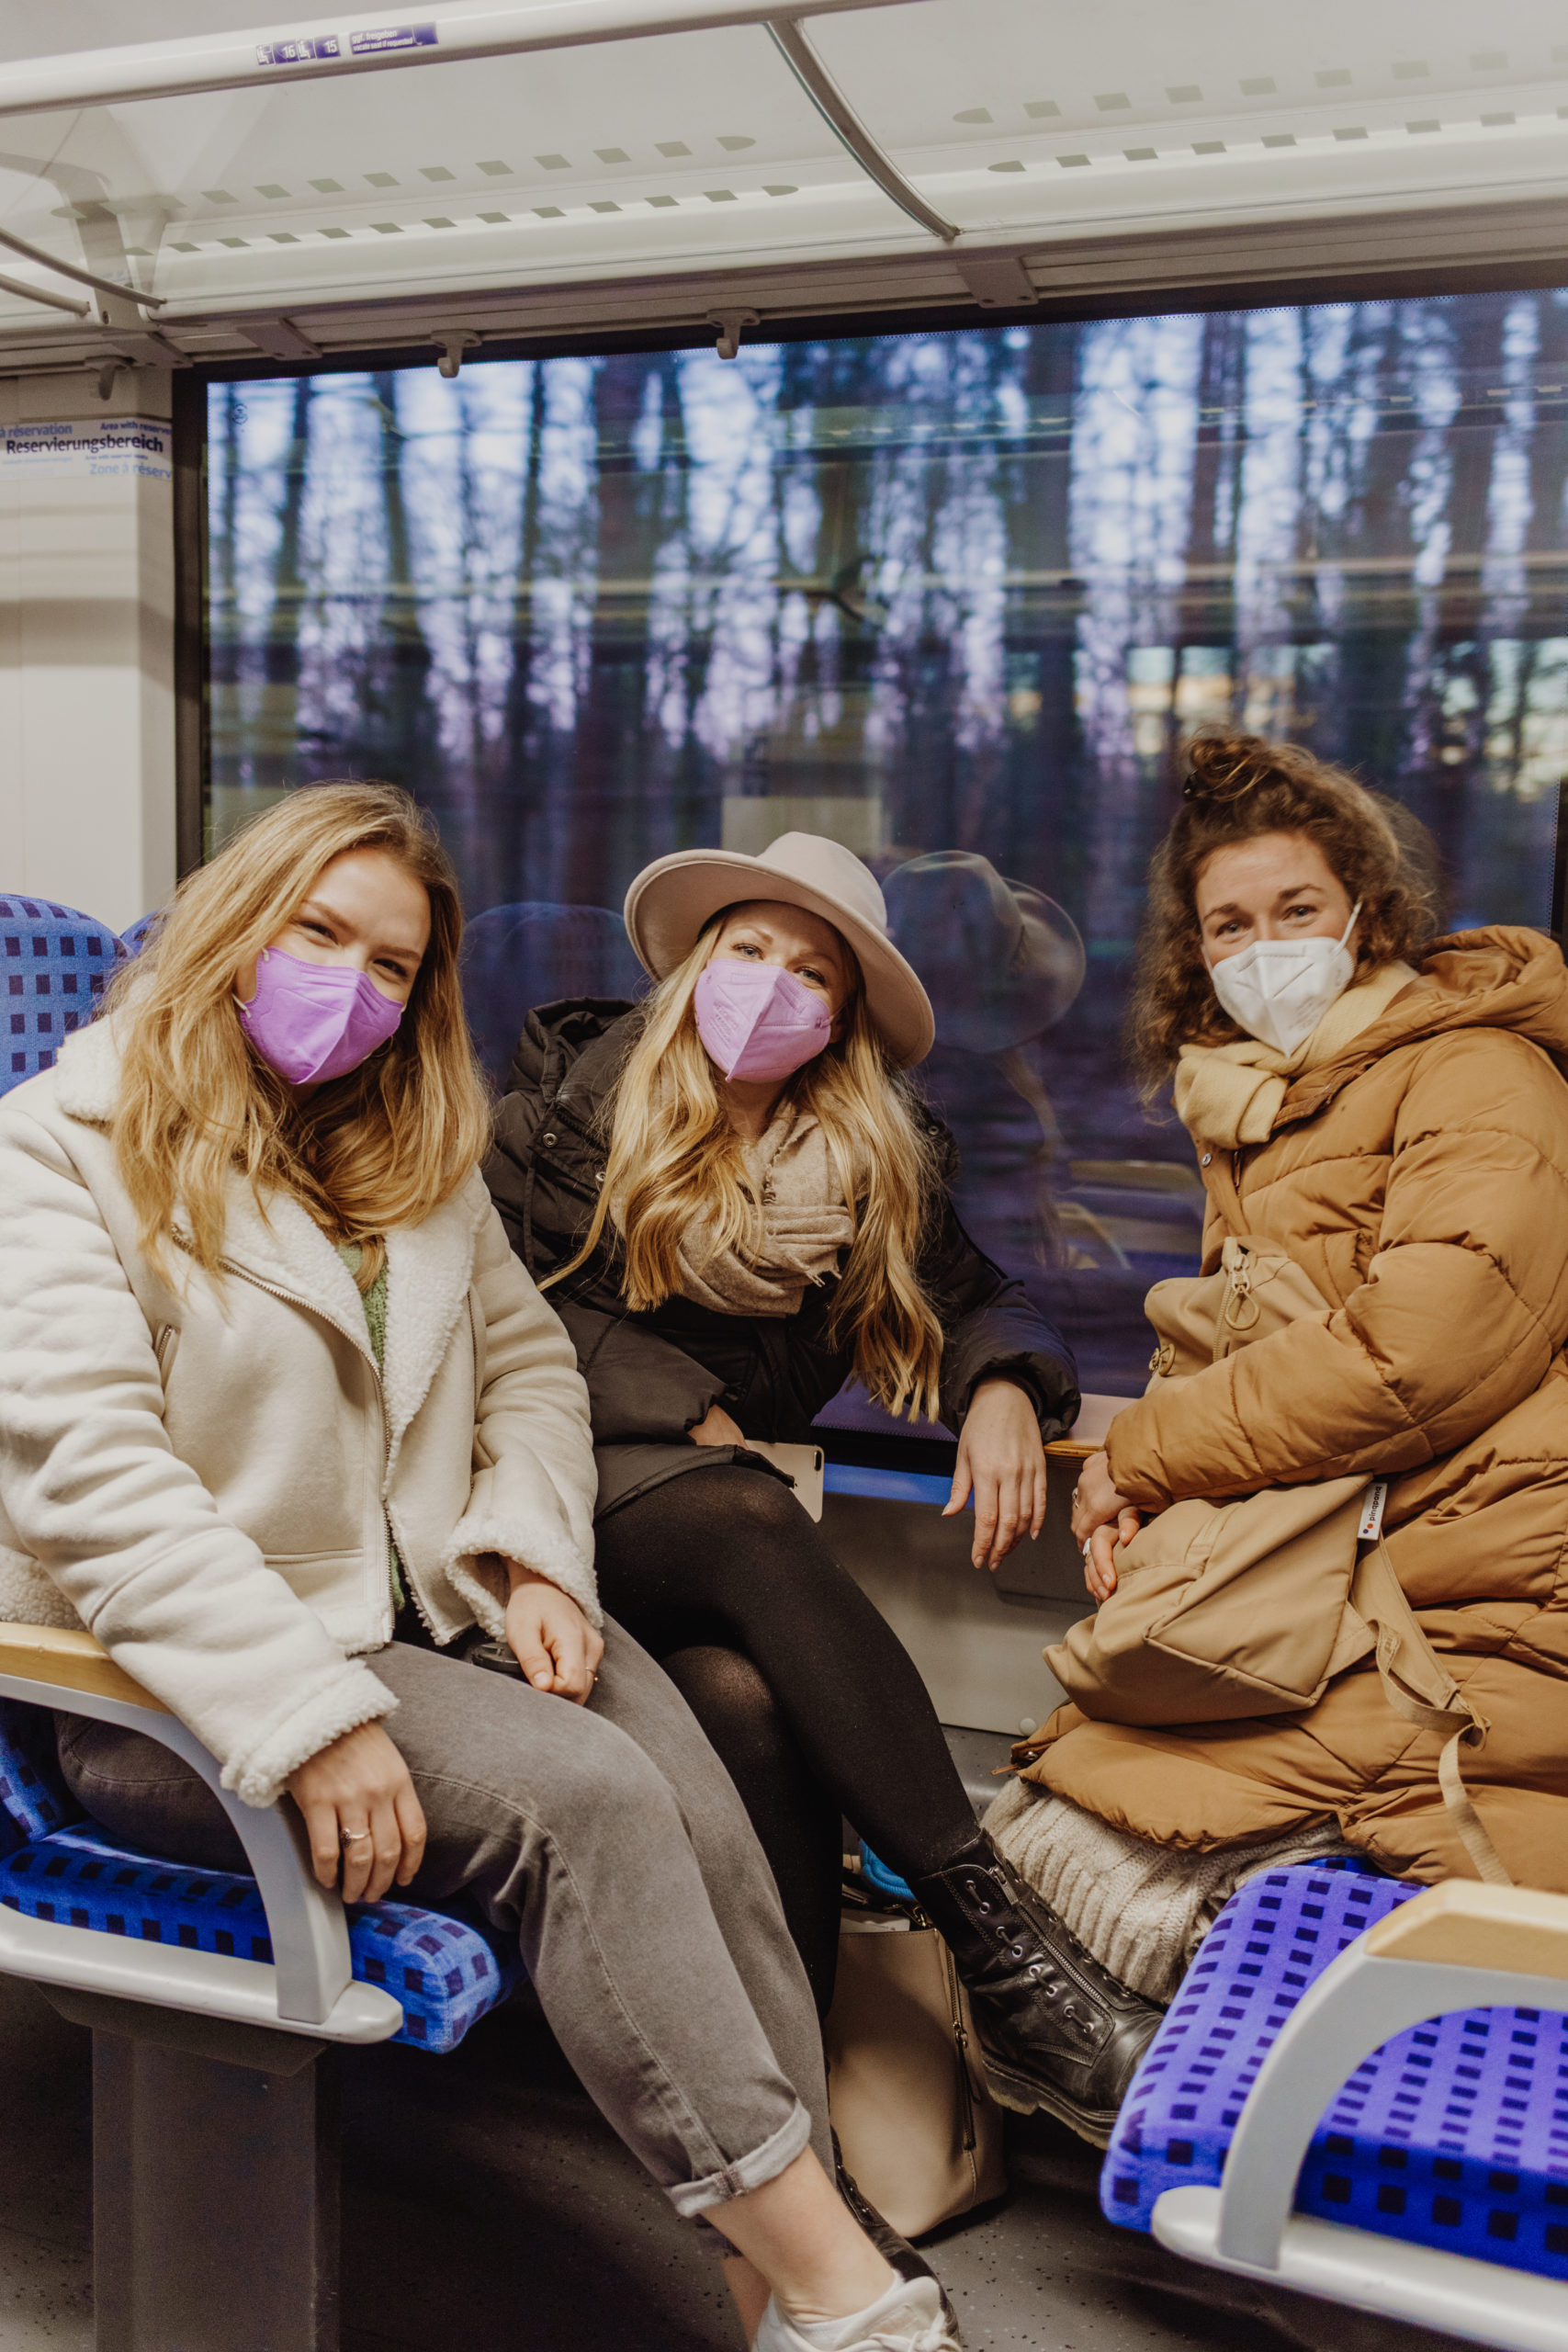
top-left (1358, 1482), bottom-right (1388, 1544)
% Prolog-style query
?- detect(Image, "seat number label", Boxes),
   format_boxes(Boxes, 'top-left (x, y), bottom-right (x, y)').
top-left (256, 33), bottom-right (341, 62)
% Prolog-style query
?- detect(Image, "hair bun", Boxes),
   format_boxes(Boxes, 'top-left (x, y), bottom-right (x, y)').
top-left (1180, 731), bottom-right (1279, 806)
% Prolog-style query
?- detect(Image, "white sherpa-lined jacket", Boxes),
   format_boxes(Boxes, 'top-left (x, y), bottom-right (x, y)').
top-left (0, 1013), bottom-right (599, 1808)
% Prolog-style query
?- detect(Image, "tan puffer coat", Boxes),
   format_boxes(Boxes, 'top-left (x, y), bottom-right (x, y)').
top-left (1023, 927), bottom-right (1568, 1892)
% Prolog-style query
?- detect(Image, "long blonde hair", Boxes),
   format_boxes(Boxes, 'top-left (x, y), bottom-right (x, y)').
top-left (550, 921), bottom-right (945, 1419)
top-left (107, 781), bottom-right (491, 1285)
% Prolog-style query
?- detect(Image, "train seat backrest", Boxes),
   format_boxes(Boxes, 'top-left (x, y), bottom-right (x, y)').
top-left (1, 897), bottom-right (127, 1091)
top-left (460, 900), bottom-right (647, 1090)
top-left (120, 911), bottom-right (161, 956)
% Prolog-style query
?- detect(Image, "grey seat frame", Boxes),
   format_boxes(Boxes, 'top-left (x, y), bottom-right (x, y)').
top-left (0, 1622), bottom-right (401, 2350)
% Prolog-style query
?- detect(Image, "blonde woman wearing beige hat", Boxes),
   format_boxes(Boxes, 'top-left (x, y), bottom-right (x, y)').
top-left (486, 834), bottom-right (1160, 2137)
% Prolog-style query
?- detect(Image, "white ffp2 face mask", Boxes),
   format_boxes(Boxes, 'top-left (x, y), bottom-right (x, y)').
top-left (1206, 901), bottom-right (1362, 1057)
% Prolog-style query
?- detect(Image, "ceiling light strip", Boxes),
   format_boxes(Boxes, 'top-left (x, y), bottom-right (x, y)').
top-left (0, 0), bottom-right (918, 119)
top-left (0, 222), bottom-right (164, 311)
top-left (0, 270), bottom-right (91, 319)
top-left (765, 17), bottom-right (958, 243)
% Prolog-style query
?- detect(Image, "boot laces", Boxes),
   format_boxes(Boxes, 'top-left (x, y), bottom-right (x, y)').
top-left (1005, 1873), bottom-right (1124, 1993)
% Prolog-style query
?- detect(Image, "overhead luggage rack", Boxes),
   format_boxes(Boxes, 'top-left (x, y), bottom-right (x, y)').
top-left (0, 3), bottom-right (1566, 370)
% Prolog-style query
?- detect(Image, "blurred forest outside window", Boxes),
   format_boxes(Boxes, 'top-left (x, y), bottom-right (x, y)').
top-left (206, 292), bottom-right (1568, 1420)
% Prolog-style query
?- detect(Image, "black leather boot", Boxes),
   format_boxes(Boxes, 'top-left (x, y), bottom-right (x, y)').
top-left (909, 1831), bottom-right (1164, 2148)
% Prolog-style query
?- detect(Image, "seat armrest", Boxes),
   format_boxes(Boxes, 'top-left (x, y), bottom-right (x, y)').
top-left (0, 1623), bottom-right (169, 1713)
top-left (1362, 1880), bottom-right (1568, 1981)
top-left (0, 1621), bottom-right (398, 2043)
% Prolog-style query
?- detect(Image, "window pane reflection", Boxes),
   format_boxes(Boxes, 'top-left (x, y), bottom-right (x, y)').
top-left (207, 291), bottom-right (1568, 1416)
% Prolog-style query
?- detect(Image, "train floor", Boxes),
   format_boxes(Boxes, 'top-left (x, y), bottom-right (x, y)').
top-left (0, 1944), bottom-right (1460, 2352)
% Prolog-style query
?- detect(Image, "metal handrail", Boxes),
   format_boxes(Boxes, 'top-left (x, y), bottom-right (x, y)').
top-left (0, 0), bottom-right (920, 117)
top-left (0, 223), bottom-right (164, 311)
top-left (0, 269), bottom-right (90, 318)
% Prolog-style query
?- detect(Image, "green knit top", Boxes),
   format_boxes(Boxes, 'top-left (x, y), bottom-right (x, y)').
top-left (337, 1241), bottom-right (407, 1612)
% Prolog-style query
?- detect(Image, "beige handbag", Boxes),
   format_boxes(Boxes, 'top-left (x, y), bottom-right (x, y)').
top-left (825, 1914), bottom-right (1006, 2239)
top-left (1049, 1471), bottom-right (1376, 1724)
top-left (1047, 1235), bottom-right (1511, 1885)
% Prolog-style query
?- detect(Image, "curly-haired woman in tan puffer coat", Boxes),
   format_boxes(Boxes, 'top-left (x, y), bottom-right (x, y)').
top-left (990, 730), bottom-right (1568, 2143)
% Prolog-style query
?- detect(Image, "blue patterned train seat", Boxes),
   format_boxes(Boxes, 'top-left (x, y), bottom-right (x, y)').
top-left (458, 899), bottom-right (647, 1089)
top-left (119, 911), bottom-right (161, 956)
top-left (1, 897), bottom-right (126, 1082)
top-left (0, 1700), bottom-right (521, 2054)
top-left (0, 1699), bottom-right (78, 1844)
top-left (1103, 1860), bottom-right (1568, 2286)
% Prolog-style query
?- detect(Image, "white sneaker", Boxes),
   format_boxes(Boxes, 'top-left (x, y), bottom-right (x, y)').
top-left (754, 2272), bottom-right (964, 2351)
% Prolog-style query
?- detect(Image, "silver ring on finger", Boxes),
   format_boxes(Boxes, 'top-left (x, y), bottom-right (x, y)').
top-left (1081, 1539), bottom-right (1093, 1562)
top-left (339, 1826), bottom-right (372, 1848)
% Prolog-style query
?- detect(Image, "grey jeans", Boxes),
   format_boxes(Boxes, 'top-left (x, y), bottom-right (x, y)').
top-left (56, 1620), bottom-right (830, 2228)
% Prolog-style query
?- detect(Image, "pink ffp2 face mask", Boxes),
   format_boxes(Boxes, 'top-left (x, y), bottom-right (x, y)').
top-left (237, 946), bottom-right (405, 1085)
top-left (694, 958), bottom-right (832, 1083)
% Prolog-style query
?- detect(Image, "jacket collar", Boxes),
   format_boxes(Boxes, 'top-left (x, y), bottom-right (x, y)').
top-left (1271, 926), bottom-right (1568, 1132)
top-left (56, 1011), bottom-right (487, 1449)
top-left (54, 1007), bottom-right (130, 1125)
top-left (552, 1006), bottom-right (642, 1119)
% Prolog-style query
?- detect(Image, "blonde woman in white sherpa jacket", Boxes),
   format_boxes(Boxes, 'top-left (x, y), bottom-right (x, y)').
top-left (0, 783), bottom-right (965, 2352)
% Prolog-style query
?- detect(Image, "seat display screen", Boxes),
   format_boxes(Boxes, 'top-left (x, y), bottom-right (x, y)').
top-left (206, 291), bottom-right (1567, 1417)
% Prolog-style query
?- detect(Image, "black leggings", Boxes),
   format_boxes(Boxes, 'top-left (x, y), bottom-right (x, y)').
top-left (592, 1465), bottom-right (979, 2015)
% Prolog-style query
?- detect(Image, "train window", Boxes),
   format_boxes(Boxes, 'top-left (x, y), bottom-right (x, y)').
top-left (205, 289), bottom-right (1568, 1420)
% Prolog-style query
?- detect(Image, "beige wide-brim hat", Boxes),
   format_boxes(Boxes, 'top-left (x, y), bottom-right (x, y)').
top-left (623, 831), bottom-right (936, 1069)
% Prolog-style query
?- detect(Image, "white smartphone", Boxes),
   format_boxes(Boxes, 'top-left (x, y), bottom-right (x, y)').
top-left (739, 1440), bottom-right (826, 1521)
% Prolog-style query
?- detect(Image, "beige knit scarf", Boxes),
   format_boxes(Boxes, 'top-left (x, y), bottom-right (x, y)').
top-left (1172, 960), bottom-right (1418, 1148)
top-left (676, 1101), bottom-right (856, 1318)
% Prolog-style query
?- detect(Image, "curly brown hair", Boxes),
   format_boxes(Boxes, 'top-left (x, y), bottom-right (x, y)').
top-left (1128, 731), bottom-right (1442, 1086)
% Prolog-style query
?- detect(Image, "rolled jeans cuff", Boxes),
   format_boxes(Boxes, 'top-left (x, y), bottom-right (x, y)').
top-left (666, 2097), bottom-right (814, 2220)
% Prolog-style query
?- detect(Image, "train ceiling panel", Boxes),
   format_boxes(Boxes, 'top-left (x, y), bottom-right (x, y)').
top-left (0, 0), bottom-right (1564, 371)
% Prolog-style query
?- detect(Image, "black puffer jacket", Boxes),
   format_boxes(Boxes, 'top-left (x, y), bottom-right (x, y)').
top-left (484, 1001), bottom-right (1080, 1518)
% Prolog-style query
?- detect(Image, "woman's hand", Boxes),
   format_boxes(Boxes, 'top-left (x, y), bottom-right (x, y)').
top-left (503, 1566), bottom-right (604, 1704)
top-left (690, 1401), bottom-right (746, 1448)
top-left (287, 1721), bottom-right (426, 1904)
top-left (946, 1377), bottom-right (1048, 1571)
top-left (1070, 1450), bottom-right (1143, 1603)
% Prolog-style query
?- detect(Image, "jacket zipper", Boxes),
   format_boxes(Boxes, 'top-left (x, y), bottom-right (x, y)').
top-left (942, 1939), bottom-right (981, 2180)
top-left (215, 1255), bottom-right (371, 1361)
top-left (218, 1257), bottom-right (435, 1638)
top-left (911, 1890), bottom-right (982, 2173)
